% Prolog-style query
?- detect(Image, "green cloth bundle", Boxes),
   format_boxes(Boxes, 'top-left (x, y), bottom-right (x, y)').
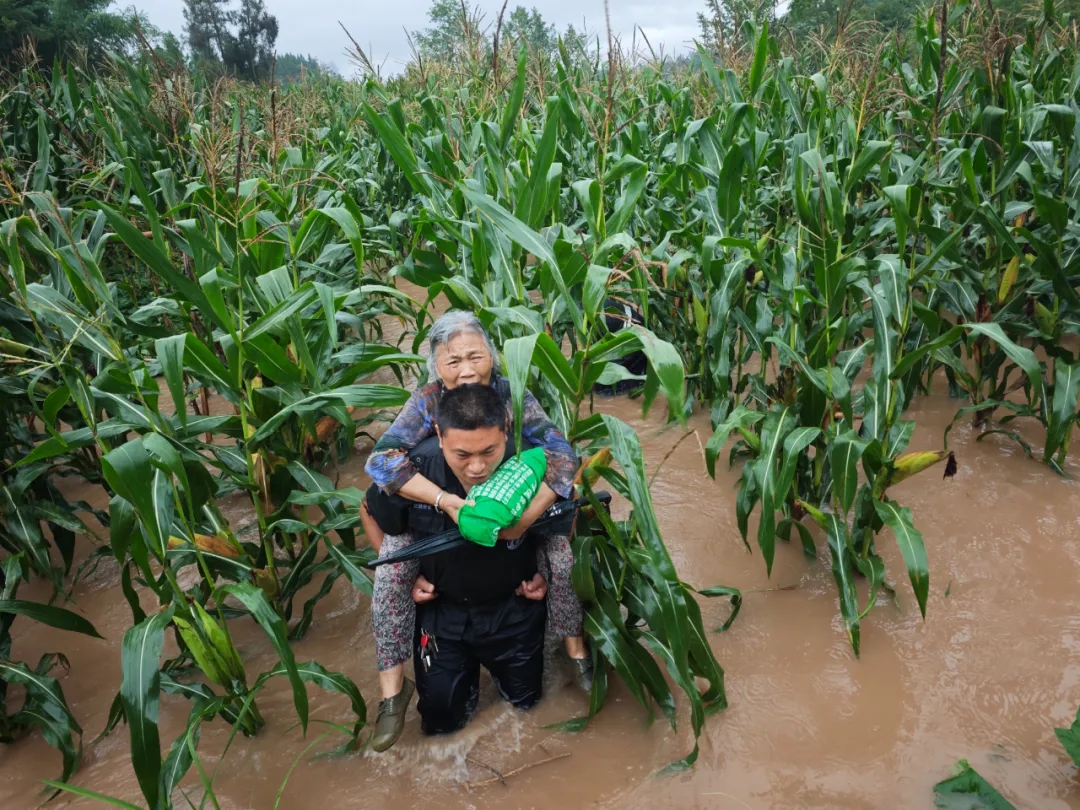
top-left (457, 447), bottom-right (547, 547)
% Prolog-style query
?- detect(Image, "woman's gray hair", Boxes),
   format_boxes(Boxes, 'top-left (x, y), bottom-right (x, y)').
top-left (426, 310), bottom-right (500, 382)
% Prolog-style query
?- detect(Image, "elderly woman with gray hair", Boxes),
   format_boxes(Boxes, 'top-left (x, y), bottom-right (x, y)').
top-left (360, 310), bottom-right (588, 752)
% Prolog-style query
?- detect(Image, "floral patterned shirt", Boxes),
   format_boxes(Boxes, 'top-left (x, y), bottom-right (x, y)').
top-left (365, 375), bottom-right (577, 499)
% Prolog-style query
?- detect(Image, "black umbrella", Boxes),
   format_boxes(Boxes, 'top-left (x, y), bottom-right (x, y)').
top-left (365, 491), bottom-right (612, 569)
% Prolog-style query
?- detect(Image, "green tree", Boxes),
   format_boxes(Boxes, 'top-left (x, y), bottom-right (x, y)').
top-left (697, 0), bottom-right (776, 49)
top-left (228, 0), bottom-right (277, 80)
top-left (184, 0), bottom-right (231, 64)
top-left (156, 30), bottom-right (186, 70)
top-left (183, 0), bottom-right (277, 81)
top-left (410, 0), bottom-right (564, 63)
top-left (502, 5), bottom-right (555, 53)
top-left (274, 51), bottom-right (338, 84)
top-left (782, 0), bottom-right (843, 39)
top-left (0, 0), bottom-right (49, 61)
top-left (411, 0), bottom-right (488, 61)
top-left (0, 0), bottom-right (141, 68)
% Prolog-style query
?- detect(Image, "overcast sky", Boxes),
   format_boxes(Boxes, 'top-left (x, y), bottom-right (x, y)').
top-left (121, 0), bottom-right (705, 75)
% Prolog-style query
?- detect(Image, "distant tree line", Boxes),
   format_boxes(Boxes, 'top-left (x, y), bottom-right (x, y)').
top-left (1, 0), bottom-right (337, 82)
top-left (409, 0), bottom-right (598, 66)
top-left (698, 0), bottom-right (1080, 49)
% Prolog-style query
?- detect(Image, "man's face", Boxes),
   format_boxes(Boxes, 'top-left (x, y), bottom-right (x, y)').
top-left (438, 425), bottom-right (506, 491)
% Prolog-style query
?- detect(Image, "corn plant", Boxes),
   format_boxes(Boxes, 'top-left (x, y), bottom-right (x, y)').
top-left (0, 555), bottom-right (104, 786)
top-left (0, 84), bottom-right (418, 793)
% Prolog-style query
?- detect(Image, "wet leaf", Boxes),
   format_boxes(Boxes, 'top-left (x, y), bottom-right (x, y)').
top-left (323, 540), bottom-right (375, 596)
top-left (1054, 705), bottom-right (1080, 767)
top-left (932, 760), bottom-right (1017, 809)
top-left (120, 605), bottom-right (174, 809)
top-left (220, 582), bottom-right (308, 734)
top-left (874, 498), bottom-right (929, 619)
top-left (0, 600), bottom-right (103, 639)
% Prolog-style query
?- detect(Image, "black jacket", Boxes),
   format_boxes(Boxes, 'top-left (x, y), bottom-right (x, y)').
top-left (366, 436), bottom-right (538, 606)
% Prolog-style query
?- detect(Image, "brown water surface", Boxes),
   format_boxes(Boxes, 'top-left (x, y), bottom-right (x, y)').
top-left (4, 357), bottom-right (1080, 809)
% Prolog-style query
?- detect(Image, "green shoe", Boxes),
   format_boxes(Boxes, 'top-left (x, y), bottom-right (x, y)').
top-left (370, 678), bottom-right (414, 753)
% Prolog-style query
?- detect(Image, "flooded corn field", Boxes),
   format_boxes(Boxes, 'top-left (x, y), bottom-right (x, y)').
top-left (4, 384), bottom-right (1080, 809)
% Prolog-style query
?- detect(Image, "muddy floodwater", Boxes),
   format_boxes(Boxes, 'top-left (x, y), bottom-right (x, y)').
top-left (5, 379), bottom-right (1080, 809)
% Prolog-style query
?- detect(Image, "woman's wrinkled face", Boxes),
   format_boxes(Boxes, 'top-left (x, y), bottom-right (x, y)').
top-left (434, 332), bottom-right (493, 389)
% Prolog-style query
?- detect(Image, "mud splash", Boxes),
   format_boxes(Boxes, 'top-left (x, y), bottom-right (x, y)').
top-left (5, 374), bottom-right (1080, 808)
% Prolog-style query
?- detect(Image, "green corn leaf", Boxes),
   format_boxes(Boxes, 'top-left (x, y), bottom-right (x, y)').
top-left (601, 415), bottom-right (677, 583)
top-left (830, 430), bottom-right (868, 514)
top-left (932, 761), bottom-right (1017, 810)
top-left (500, 50), bottom-right (527, 147)
top-left (155, 334), bottom-right (187, 427)
top-left (120, 605), bottom-right (174, 810)
top-left (716, 144), bottom-right (745, 224)
top-left (775, 427), bottom-right (820, 509)
top-left (754, 407), bottom-right (796, 577)
top-left (252, 659), bottom-right (367, 744)
top-left (181, 333), bottom-right (237, 398)
top-left (572, 178), bottom-right (602, 239)
top-left (323, 540), bottom-right (375, 596)
top-left (244, 285), bottom-right (318, 342)
top-left (219, 582), bottom-right (309, 734)
top-left (42, 782), bottom-right (145, 810)
top-left (607, 157), bottom-right (647, 236)
top-left (874, 498), bottom-right (930, 619)
top-left (250, 385), bottom-right (408, 443)
top-left (518, 101), bottom-right (561, 229)
top-left (890, 326), bottom-right (964, 380)
top-left (0, 486), bottom-right (54, 582)
top-left (571, 535), bottom-right (596, 603)
top-left (101, 439), bottom-right (166, 558)
top-left (694, 43), bottom-right (725, 98)
top-left (362, 103), bottom-right (435, 202)
top-left (844, 140), bottom-right (891, 193)
top-left (96, 202), bottom-right (226, 332)
top-left (583, 604), bottom-right (659, 724)
top-left (1046, 358), bottom-right (1080, 463)
top-left (963, 322), bottom-right (1043, 399)
top-left (316, 208), bottom-right (364, 269)
top-left (1054, 705), bottom-right (1080, 767)
top-left (503, 333), bottom-right (538, 456)
top-left (778, 517), bottom-right (817, 559)
top-left (531, 333), bottom-right (581, 399)
top-left (583, 265), bottom-right (612, 325)
top-left (159, 697), bottom-right (222, 802)
top-left (462, 184), bottom-right (584, 333)
top-left (705, 406), bottom-right (764, 478)
top-left (748, 19), bottom-right (769, 97)
top-left (632, 327), bottom-right (687, 425)
top-left (2, 657), bottom-right (82, 783)
top-left (0, 600), bottom-right (103, 638)
top-left (800, 501), bottom-right (860, 655)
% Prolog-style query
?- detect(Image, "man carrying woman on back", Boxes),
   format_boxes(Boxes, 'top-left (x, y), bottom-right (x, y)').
top-left (358, 310), bottom-right (591, 753)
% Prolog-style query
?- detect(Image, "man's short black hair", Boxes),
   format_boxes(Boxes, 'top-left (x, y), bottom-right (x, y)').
top-left (436, 384), bottom-right (507, 433)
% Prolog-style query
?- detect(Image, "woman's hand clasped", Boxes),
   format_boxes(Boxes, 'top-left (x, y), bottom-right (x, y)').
top-left (440, 493), bottom-right (468, 524)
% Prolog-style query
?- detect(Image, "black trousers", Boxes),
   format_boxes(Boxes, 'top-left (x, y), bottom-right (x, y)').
top-left (413, 596), bottom-right (546, 735)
